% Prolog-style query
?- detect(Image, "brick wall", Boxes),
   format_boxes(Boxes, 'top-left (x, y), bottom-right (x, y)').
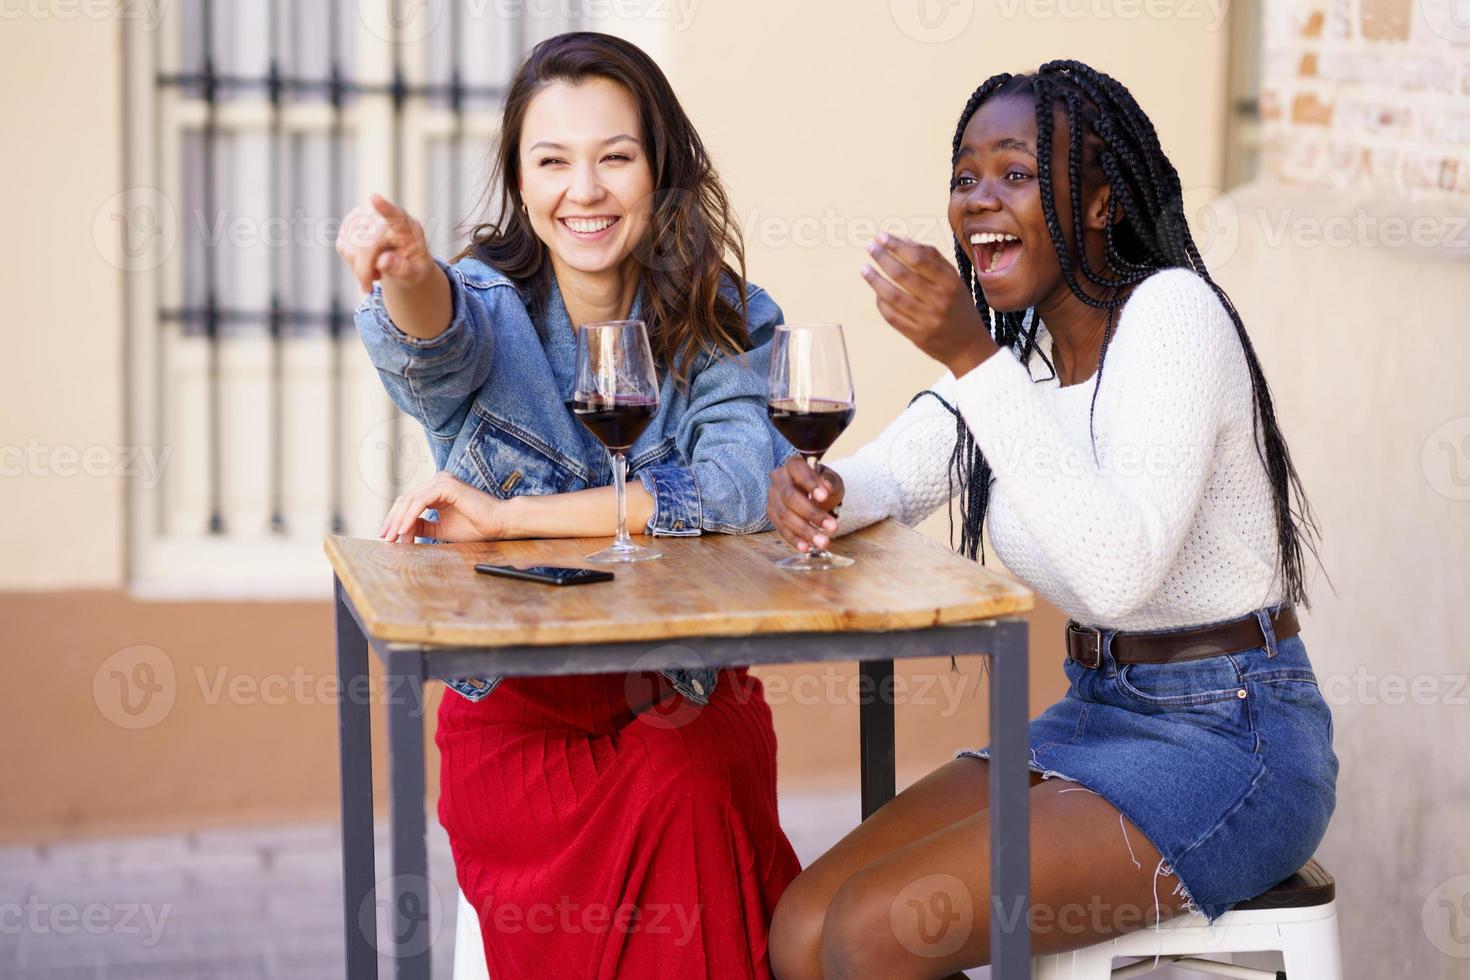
top-left (1259, 0), bottom-right (1470, 199)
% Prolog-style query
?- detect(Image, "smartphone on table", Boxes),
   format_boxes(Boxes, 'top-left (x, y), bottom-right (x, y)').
top-left (474, 564), bottom-right (615, 587)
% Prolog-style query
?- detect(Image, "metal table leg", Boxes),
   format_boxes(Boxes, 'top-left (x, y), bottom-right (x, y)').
top-left (335, 577), bottom-right (378, 980)
top-left (385, 648), bottom-right (431, 979)
top-left (859, 657), bottom-right (897, 820)
top-left (989, 621), bottom-right (1031, 975)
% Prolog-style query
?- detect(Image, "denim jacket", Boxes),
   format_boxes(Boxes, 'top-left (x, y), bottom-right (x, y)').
top-left (354, 255), bottom-right (795, 706)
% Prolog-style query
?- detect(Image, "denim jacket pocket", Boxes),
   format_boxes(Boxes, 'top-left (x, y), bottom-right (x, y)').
top-left (464, 404), bottom-right (591, 498)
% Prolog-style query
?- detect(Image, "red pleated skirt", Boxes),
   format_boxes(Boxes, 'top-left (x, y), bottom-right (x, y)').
top-left (435, 665), bottom-right (802, 979)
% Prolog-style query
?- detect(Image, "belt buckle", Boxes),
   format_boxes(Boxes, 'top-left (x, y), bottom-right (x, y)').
top-left (1067, 621), bottom-right (1103, 669)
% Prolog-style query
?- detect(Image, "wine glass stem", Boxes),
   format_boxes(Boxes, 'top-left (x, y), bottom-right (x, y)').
top-left (806, 455), bottom-right (833, 559)
top-left (613, 451), bottom-right (631, 548)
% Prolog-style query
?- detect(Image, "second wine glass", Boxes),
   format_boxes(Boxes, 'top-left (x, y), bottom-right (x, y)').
top-left (570, 319), bottom-right (662, 563)
top-left (767, 322), bottom-right (857, 570)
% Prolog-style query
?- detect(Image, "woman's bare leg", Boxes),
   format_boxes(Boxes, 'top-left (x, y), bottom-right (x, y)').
top-left (816, 776), bottom-right (1192, 979)
top-left (769, 757), bottom-right (1042, 980)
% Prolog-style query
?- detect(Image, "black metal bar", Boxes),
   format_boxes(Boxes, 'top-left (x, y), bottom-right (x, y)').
top-left (162, 306), bottom-right (342, 328)
top-left (156, 71), bottom-right (506, 102)
top-left (385, 649), bottom-right (431, 980)
top-left (413, 620), bottom-right (1024, 679)
top-left (334, 576), bottom-right (379, 980)
top-left (988, 622), bottom-right (1031, 976)
top-left (202, 0), bottom-right (223, 535)
top-left (859, 658), bottom-right (896, 820)
top-left (267, 0), bottom-right (285, 534)
top-left (327, 0), bottom-right (346, 535)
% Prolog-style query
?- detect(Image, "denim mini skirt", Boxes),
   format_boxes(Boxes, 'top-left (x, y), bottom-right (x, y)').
top-left (956, 605), bottom-right (1339, 922)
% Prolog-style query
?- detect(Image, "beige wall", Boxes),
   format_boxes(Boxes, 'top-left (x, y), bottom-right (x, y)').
top-left (0, 9), bottom-right (126, 590)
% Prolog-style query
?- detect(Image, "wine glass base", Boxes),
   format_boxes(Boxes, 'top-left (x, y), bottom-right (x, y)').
top-left (586, 542), bottom-right (663, 563)
top-left (775, 550), bottom-right (855, 571)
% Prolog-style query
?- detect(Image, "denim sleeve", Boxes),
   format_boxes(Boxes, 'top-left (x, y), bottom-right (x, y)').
top-left (352, 259), bottom-right (499, 440)
top-left (635, 284), bottom-right (796, 536)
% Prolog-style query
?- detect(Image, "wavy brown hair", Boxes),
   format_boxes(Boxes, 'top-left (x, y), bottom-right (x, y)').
top-left (454, 32), bottom-right (750, 386)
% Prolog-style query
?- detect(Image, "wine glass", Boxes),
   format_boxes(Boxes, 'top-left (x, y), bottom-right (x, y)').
top-left (767, 322), bottom-right (857, 570)
top-left (571, 319), bottom-right (663, 563)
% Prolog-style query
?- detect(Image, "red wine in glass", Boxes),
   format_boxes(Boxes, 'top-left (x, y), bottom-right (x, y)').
top-left (766, 323), bottom-right (857, 570)
top-left (572, 319), bottom-right (663, 563)
top-left (569, 397), bottom-right (657, 452)
top-left (768, 398), bottom-right (856, 460)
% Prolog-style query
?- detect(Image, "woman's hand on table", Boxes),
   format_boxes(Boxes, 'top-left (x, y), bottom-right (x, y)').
top-left (767, 456), bottom-right (844, 553)
top-left (860, 232), bottom-right (999, 378)
top-left (379, 472), bottom-right (506, 543)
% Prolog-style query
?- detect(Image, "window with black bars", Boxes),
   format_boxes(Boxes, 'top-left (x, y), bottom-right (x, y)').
top-left (127, 1), bottom-right (578, 594)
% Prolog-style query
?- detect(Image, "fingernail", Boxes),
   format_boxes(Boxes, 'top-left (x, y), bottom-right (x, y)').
top-left (813, 487), bottom-right (827, 501)
top-left (859, 265), bottom-right (874, 278)
top-left (824, 518), bottom-right (837, 532)
top-left (797, 542), bottom-right (809, 552)
top-left (814, 534), bottom-right (829, 548)
top-left (867, 240), bottom-right (881, 255)
top-left (877, 231), bottom-right (890, 245)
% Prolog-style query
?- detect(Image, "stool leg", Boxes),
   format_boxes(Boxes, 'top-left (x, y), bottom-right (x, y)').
top-left (1279, 907), bottom-right (1343, 980)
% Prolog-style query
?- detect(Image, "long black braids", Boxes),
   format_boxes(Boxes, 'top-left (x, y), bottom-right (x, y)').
top-left (933, 60), bottom-right (1324, 612)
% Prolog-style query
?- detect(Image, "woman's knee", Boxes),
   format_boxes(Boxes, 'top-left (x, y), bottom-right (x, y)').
top-left (819, 868), bottom-right (910, 980)
top-left (768, 872), bottom-right (831, 980)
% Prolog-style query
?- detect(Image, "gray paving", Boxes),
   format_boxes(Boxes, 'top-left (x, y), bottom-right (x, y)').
top-left (0, 792), bottom-right (874, 979)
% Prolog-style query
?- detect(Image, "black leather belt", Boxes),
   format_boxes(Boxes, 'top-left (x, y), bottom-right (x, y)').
top-left (1065, 605), bottom-right (1300, 669)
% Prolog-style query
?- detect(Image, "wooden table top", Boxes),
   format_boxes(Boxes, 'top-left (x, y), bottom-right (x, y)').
top-left (324, 521), bottom-right (1033, 648)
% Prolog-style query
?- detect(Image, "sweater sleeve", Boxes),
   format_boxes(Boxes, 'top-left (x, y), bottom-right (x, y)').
top-left (950, 269), bottom-right (1236, 622)
top-left (824, 372), bottom-right (964, 536)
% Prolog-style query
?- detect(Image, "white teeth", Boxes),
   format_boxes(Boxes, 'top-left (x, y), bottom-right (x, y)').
top-left (968, 232), bottom-right (1020, 245)
top-left (563, 217), bottom-right (617, 234)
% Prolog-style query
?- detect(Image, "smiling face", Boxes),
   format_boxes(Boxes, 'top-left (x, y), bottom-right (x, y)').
top-left (947, 92), bottom-right (1111, 314)
top-left (518, 77), bottom-right (656, 278)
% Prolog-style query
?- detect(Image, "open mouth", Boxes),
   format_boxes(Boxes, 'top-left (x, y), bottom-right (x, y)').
top-left (559, 215), bottom-right (621, 242)
top-left (969, 231), bottom-right (1023, 277)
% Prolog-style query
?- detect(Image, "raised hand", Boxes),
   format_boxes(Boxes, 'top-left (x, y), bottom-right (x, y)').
top-left (336, 193), bottom-right (436, 296)
top-left (860, 232), bottom-right (999, 378)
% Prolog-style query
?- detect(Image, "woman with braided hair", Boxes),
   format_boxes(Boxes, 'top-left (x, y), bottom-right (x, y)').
top-left (765, 61), bottom-right (1337, 978)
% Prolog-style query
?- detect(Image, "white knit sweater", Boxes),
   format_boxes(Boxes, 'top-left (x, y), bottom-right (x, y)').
top-left (829, 268), bottom-right (1287, 630)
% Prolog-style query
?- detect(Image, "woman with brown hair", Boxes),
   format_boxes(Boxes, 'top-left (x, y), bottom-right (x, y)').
top-left (336, 32), bottom-right (800, 979)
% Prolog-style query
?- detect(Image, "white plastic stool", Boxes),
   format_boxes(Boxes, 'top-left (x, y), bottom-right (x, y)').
top-left (1032, 859), bottom-right (1341, 979)
top-left (454, 887), bottom-right (490, 980)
